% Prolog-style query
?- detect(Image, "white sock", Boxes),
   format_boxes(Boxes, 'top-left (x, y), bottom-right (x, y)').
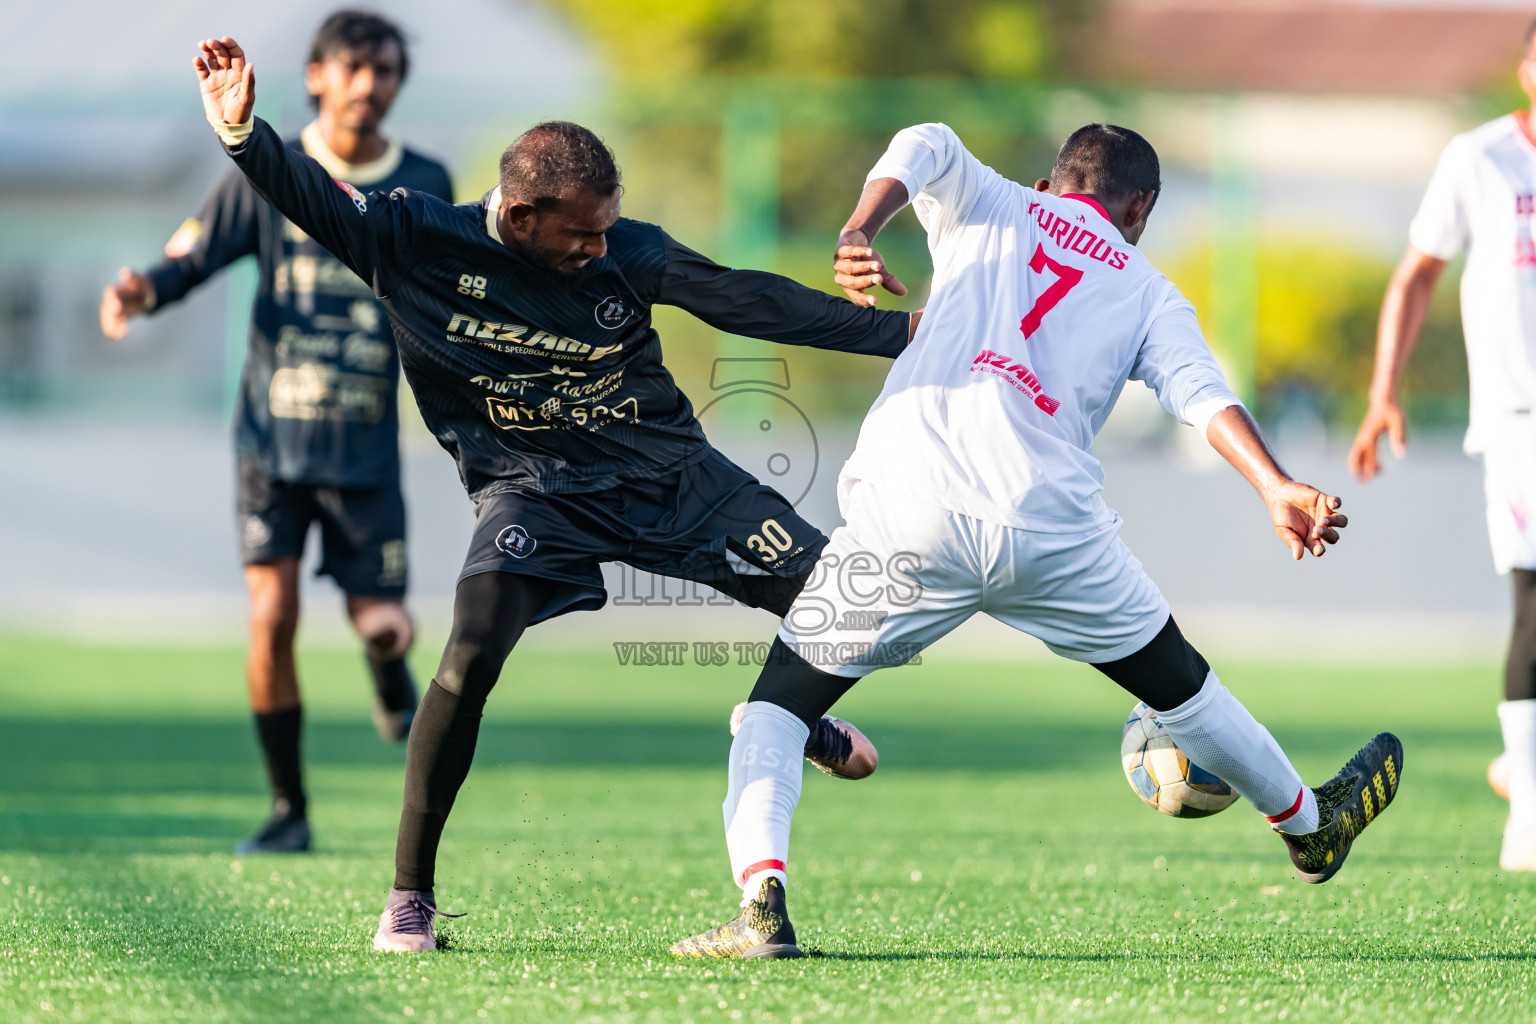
top-left (722, 701), bottom-right (808, 906)
top-left (1155, 671), bottom-right (1319, 834)
top-left (1499, 700), bottom-right (1536, 828)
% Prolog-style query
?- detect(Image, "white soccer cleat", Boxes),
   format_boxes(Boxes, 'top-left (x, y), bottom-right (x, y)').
top-left (729, 701), bottom-right (879, 780)
top-left (1489, 753), bottom-right (1510, 800)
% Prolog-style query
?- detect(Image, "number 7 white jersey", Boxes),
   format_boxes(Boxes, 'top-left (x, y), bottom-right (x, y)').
top-left (841, 123), bottom-right (1241, 532)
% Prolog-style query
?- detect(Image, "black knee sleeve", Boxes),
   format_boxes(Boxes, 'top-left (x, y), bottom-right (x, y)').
top-left (1091, 616), bottom-right (1210, 713)
top-left (1507, 570), bottom-right (1536, 702)
top-left (746, 637), bottom-right (858, 728)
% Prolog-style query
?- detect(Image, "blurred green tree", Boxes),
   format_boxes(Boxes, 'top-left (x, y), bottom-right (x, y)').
top-left (1169, 240), bottom-right (1468, 430)
top-left (547, 0), bottom-right (1086, 80)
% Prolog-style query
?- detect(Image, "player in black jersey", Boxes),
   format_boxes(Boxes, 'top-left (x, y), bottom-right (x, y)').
top-left (102, 14), bottom-right (453, 856)
top-left (192, 35), bottom-right (911, 951)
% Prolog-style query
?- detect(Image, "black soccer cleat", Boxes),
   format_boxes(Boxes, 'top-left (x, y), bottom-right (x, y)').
top-left (235, 810), bottom-right (312, 855)
top-left (1276, 732), bottom-right (1403, 884)
top-left (668, 877), bottom-right (803, 959)
top-left (731, 702), bottom-right (879, 780)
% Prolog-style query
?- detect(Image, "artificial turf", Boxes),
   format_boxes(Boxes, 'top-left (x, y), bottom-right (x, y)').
top-left (0, 633), bottom-right (1530, 1023)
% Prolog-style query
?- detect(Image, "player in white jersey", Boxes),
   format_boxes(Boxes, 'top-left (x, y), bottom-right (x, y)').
top-left (1349, 18), bottom-right (1536, 874)
top-left (670, 123), bottom-right (1404, 959)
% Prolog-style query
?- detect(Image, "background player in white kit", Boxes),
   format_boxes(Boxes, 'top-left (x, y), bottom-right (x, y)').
top-left (672, 122), bottom-right (1404, 959)
top-left (1349, 19), bottom-right (1536, 873)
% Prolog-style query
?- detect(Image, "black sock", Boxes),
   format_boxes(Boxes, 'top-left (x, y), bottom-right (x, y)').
top-left (367, 650), bottom-right (418, 713)
top-left (1507, 570), bottom-right (1536, 702)
top-left (394, 680), bottom-right (485, 891)
top-left (253, 706), bottom-right (306, 820)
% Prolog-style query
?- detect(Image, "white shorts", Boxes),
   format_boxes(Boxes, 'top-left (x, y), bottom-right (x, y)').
top-left (778, 480), bottom-right (1171, 678)
top-left (1482, 448), bottom-right (1536, 574)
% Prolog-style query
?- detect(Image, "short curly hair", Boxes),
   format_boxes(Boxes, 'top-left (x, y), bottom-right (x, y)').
top-left (1050, 124), bottom-right (1161, 200)
top-left (499, 121), bottom-right (623, 211)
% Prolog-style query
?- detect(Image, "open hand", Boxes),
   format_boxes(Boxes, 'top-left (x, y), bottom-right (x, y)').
top-left (99, 268), bottom-right (150, 340)
top-left (1347, 399), bottom-right (1407, 483)
top-left (1266, 482), bottom-right (1347, 560)
top-left (834, 229), bottom-right (907, 307)
top-left (194, 37), bottom-right (255, 126)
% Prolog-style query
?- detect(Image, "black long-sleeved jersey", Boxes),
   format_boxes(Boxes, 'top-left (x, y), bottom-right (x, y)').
top-left (221, 118), bottom-right (908, 500)
top-left (145, 131), bottom-right (453, 487)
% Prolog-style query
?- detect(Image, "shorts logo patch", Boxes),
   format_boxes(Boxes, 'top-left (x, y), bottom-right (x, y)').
top-left (594, 296), bottom-right (635, 330)
top-left (495, 524), bottom-right (537, 559)
top-left (242, 515), bottom-right (273, 550)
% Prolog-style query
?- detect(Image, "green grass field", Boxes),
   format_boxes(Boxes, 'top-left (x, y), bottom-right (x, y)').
top-left (0, 634), bottom-right (1531, 1023)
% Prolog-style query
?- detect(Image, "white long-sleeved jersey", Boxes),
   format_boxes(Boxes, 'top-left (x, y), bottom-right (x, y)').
top-left (840, 123), bottom-right (1241, 531)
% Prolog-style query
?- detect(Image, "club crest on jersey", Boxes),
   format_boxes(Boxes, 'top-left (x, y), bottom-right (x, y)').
top-left (333, 178), bottom-right (367, 214)
top-left (495, 524), bottom-right (537, 559)
top-left (595, 296), bottom-right (635, 330)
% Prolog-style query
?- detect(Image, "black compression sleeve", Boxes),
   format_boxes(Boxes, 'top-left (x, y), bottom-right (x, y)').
top-left (1091, 615), bottom-right (1210, 712)
top-left (393, 571), bottom-right (555, 892)
top-left (746, 638), bottom-right (859, 729)
top-left (656, 232), bottom-right (908, 358)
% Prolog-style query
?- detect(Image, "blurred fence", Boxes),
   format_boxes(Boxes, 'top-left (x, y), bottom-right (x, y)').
top-left (0, 76), bottom-right (1478, 436)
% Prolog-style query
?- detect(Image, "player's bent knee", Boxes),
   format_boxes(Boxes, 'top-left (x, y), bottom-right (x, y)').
top-left (1092, 615), bottom-right (1209, 712)
top-left (351, 600), bottom-right (414, 660)
top-left (747, 637), bottom-right (859, 727)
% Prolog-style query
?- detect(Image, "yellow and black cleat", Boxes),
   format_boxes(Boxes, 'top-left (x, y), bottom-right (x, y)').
top-left (669, 877), bottom-right (803, 959)
top-left (1278, 732), bottom-right (1404, 884)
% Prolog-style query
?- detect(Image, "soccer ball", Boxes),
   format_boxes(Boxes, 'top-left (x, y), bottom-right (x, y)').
top-left (1120, 702), bottom-right (1239, 818)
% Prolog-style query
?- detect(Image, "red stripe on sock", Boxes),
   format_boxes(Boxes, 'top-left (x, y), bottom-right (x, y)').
top-left (737, 859), bottom-right (786, 885)
top-left (1265, 786), bottom-right (1306, 824)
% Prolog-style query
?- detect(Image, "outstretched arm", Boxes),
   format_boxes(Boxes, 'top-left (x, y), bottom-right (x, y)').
top-left (193, 37), bottom-right (407, 293)
top-left (1208, 406), bottom-right (1348, 560)
top-left (656, 232), bottom-right (914, 357)
top-left (1347, 245), bottom-right (1447, 482)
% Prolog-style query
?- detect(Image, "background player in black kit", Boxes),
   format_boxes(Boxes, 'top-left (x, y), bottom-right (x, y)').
top-left (101, 13), bottom-right (453, 855)
top-left (191, 35), bottom-right (910, 952)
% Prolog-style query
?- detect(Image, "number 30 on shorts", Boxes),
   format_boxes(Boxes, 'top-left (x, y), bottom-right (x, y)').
top-left (747, 518), bottom-right (796, 562)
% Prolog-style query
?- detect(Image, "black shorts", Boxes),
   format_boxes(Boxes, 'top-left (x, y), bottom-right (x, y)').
top-left (461, 448), bottom-right (826, 624)
top-left (236, 457), bottom-right (408, 597)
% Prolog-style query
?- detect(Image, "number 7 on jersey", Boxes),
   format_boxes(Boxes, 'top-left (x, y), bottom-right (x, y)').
top-left (1019, 243), bottom-right (1083, 338)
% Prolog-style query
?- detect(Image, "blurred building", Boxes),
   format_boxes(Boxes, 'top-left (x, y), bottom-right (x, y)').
top-left (1096, 0), bottom-right (1527, 94)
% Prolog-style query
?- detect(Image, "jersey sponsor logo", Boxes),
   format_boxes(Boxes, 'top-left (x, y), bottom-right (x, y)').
top-left (446, 313), bottom-right (622, 362)
top-left (494, 524), bottom-right (537, 559)
top-left (334, 177), bottom-right (368, 214)
top-left (970, 349), bottom-right (1061, 416)
top-left (485, 394), bottom-right (639, 431)
top-left (1027, 201), bottom-right (1128, 269)
top-left (594, 295), bottom-right (636, 329)
top-left (274, 256), bottom-right (372, 299)
top-left (269, 363), bottom-right (389, 423)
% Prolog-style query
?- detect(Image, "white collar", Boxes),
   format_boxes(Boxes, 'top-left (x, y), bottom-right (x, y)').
top-left (485, 186), bottom-right (504, 243)
top-left (300, 121), bottom-right (403, 186)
